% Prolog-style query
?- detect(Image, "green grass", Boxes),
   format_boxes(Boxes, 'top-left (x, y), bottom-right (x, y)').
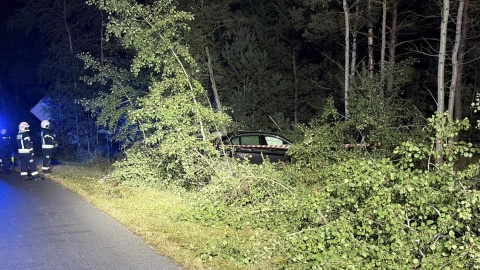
top-left (48, 161), bottom-right (279, 270)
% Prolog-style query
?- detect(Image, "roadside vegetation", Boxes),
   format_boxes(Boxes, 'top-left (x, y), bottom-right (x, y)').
top-left (49, 159), bottom-right (286, 270)
top-left (47, 2), bottom-right (479, 268)
top-left (51, 108), bottom-right (480, 270)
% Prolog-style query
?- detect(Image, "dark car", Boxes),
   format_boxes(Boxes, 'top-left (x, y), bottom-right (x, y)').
top-left (220, 131), bottom-right (291, 164)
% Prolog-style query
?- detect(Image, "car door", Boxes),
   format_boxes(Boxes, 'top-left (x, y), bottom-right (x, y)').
top-left (230, 134), bottom-right (264, 163)
top-left (260, 135), bottom-right (290, 163)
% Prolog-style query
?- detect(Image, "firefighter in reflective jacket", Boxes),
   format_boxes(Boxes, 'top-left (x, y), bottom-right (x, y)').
top-left (40, 120), bottom-right (57, 173)
top-left (17, 122), bottom-right (41, 181)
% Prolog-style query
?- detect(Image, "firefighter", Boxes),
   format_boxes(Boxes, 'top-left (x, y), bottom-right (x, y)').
top-left (40, 120), bottom-right (57, 173)
top-left (17, 122), bottom-right (41, 181)
top-left (0, 128), bottom-right (14, 173)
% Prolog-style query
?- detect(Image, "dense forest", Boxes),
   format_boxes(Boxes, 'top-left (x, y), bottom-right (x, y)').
top-left (1, 0), bottom-right (480, 153)
top-left (1, 0), bottom-right (480, 268)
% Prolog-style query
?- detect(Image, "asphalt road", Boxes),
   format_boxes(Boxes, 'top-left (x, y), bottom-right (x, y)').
top-left (0, 169), bottom-right (183, 270)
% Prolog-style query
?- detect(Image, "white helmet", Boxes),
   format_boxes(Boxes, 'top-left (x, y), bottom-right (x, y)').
top-left (19, 122), bottom-right (30, 132)
top-left (41, 120), bottom-right (50, 129)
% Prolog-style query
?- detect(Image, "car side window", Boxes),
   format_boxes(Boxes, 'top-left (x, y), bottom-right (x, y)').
top-left (239, 135), bottom-right (260, 145)
top-left (265, 136), bottom-right (285, 146)
top-left (231, 137), bottom-right (240, 145)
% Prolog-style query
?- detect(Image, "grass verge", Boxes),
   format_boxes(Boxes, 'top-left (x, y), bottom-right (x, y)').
top-left (48, 161), bottom-right (279, 270)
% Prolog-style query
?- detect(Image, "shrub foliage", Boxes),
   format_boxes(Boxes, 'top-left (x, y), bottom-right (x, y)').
top-left (185, 112), bottom-right (480, 269)
top-left (84, 0), bottom-right (230, 187)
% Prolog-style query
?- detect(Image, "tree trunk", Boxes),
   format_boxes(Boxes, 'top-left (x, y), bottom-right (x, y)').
top-left (350, 30), bottom-right (358, 85)
top-left (205, 46), bottom-right (223, 112)
top-left (100, 9), bottom-right (105, 66)
top-left (435, 0), bottom-right (450, 166)
top-left (380, 0), bottom-right (387, 93)
top-left (343, 0), bottom-right (350, 119)
top-left (455, 0), bottom-right (469, 122)
top-left (292, 51), bottom-right (298, 125)
top-left (61, 0), bottom-right (78, 90)
top-left (437, 0), bottom-right (449, 114)
top-left (368, 0), bottom-right (374, 78)
top-left (447, 0), bottom-right (465, 120)
top-left (387, 0), bottom-right (398, 98)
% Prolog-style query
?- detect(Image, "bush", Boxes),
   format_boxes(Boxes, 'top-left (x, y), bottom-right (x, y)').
top-left (282, 113), bottom-right (480, 269)
top-left (186, 113), bottom-right (480, 269)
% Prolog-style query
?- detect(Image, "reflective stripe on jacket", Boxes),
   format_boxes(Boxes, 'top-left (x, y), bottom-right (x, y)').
top-left (17, 132), bottom-right (33, 154)
top-left (41, 129), bottom-right (57, 149)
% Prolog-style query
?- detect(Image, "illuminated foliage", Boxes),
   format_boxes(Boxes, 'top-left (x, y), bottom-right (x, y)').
top-left (85, 0), bottom-right (231, 186)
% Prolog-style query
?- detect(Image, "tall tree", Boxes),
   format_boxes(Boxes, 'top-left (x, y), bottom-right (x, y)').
top-left (343, 0), bottom-right (351, 119)
top-left (453, 0), bottom-right (471, 122)
top-left (367, 0), bottom-right (374, 77)
top-left (437, 0), bottom-right (449, 114)
top-left (386, 0), bottom-right (399, 97)
top-left (219, 27), bottom-right (282, 129)
top-left (447, 0), bottom-right (465, 119)
top-left (435, 0), bottom-right (450, 165)
top-left (205, 46), bottom-right (222, 112)
top-left (86, 0), bottom-right (230, 185)
top-left (177, 0), bottom-right (235, 113)
top-left (380, 0), bottom-right (387, 86)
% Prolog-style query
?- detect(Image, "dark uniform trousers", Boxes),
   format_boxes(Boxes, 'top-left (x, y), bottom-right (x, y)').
top-left (18, 153), bottom-right (38, 178)
top-left (42, 148), bottom-right (53, 171)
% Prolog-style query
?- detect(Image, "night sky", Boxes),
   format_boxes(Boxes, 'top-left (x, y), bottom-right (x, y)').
top-left (0, 0), bottom-right (45, 132)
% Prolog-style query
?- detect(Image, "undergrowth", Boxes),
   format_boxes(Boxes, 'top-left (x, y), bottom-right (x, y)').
top-left (50, 112), bottom-right (480, 269)
top-left (184, 112), bottom-right (480, 269)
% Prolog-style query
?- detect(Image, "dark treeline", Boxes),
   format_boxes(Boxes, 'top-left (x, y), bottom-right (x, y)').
top-left (1, 0), bottom-right (479, 157)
